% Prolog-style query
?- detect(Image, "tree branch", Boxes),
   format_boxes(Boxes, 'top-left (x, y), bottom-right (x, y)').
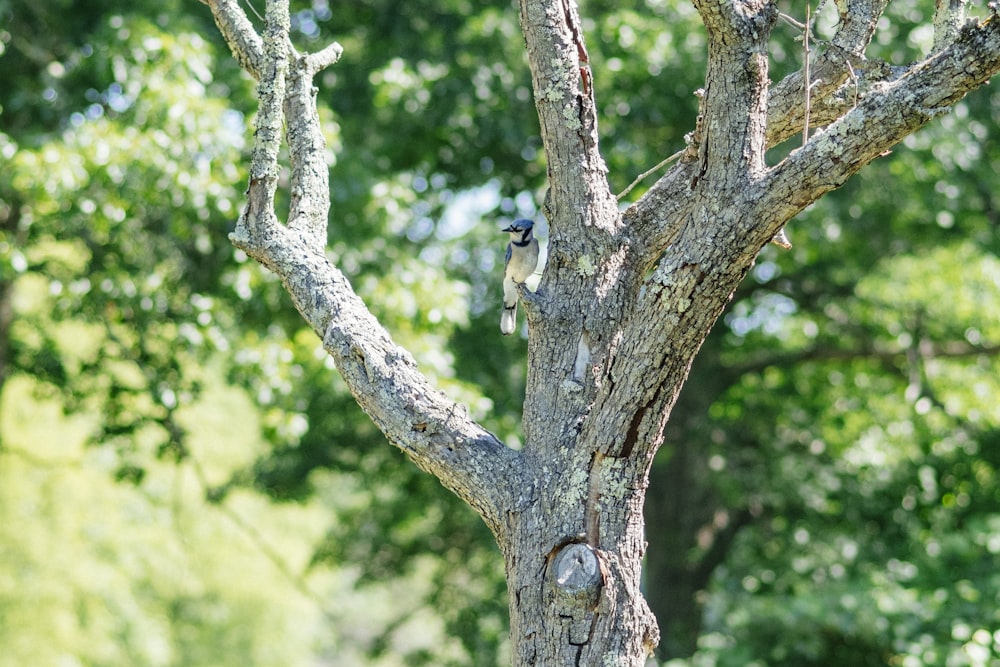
top-left (932, 0), bottom-right (968, 52)
top-left (231, 0), bottom-right (287, 250)
top-left (516, 0), bottom-right (644, 463)
top-left (689, 0), bottom-right (776, 189)
top-left (606, 7), bottom-right (999, 474)
top-left (757, 13), bottom-right (1000, 234)
top-left (199, 0), bottom-right (522, 535)
top-left (578, 0), bottom-right (781, 480)
top-left (626, 0), bottom-right (777, 259)
top-left (732, 338), bottom-right (1000, 376)
top-left (516, 0), bottom-right (615, 227)
top-left (284, 42), bottom-right (341, 251)
top-left (766, 0), bottom-right (890, 147)
top-left (201, 0), bottom-right (265, 80)
top-left (303, 41), bottom-right (344, 72)
top-left (620, 159), bottom-right (698, 264)
top-left (626, 0), bottom-right (889, 248)
top-left (319, 269), bottom-right (524, 536)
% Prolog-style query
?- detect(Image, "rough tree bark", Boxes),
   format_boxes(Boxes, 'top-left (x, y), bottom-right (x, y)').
top-left (198, 0), bottom-right (1000, 663)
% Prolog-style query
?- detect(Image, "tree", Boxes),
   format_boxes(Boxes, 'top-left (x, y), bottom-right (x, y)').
top-left (193, 0), bottom-right (1000, 662)
top-left (4, 0), bottom-right (998, 663)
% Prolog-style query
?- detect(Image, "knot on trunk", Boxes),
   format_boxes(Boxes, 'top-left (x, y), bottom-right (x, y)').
top-left (547, 542), bottom-right (603, 610)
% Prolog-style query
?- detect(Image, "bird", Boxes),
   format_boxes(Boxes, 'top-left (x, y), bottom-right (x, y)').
top-left (500, 219), bottom-right (539, 335)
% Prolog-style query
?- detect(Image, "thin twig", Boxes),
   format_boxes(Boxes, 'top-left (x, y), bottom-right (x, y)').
top-left (803, 3), bottom-right (812, 145)
top-left (778, 11), bottom-right (806, 30)
top-left (616, 149), bottom-right (684, 201)
top-left (242, 0), bottom-right (264, 22)
top-left (846, 60), bottom-right (859, 108)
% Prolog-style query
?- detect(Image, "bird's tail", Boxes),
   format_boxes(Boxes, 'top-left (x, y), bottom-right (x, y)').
top-left (500, 300), bottom-right (517, 335)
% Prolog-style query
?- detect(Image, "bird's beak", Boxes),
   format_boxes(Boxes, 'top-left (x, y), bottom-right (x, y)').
top-left (501, 225), bottom-right (514, 233)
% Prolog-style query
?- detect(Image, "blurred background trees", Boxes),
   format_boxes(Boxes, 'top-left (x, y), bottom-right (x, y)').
top-left (1, 0), bottom-right (997, 665)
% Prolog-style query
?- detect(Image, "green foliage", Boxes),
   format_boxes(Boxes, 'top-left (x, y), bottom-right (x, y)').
top-left (0, 374), bottom-right (326, 667)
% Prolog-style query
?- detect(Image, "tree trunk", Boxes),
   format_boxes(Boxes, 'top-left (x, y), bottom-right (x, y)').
top-left (502, 488), bottom-right (657, 664)
top-left (196, 0), bottom-right (1000, 663)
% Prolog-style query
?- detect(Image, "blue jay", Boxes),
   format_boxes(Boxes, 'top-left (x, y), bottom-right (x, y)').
top-left (500, 219), bottom-right (539, 335)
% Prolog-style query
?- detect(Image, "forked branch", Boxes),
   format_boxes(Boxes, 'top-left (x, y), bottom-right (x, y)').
top-left (199, 0), bottom-right (521, 535)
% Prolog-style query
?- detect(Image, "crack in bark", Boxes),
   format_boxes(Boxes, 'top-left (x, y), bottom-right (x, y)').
top-left (560, 0), bottom-right (590, 95)
top-left (570, 611), bottom-right (603, 665)
top-left (620, 406), bottom-right (646, 459)
top-left (585, 450), bottom-right (604, 546)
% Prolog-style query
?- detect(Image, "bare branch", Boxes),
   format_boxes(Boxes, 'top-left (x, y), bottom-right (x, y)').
top-left (625, 0), bottom-right (776, 260)
top-left (303, 42), bottom-right (344, 73)
top-left (766, 0), bottom-right (890, 147)
top-left (689, 0), bottom-right (776, 187)
top-left (319, 268), bottom-right (523, 535)
top-left (229, 0), bottom-right (287, 250)
top-left (516, 0), bottom-right (615, 227)
top-left (933, 0), bottom-right (969, 51)
top-left (802, 4), bottom-right (813, 145)
top-left (201, 0), bottom-right (265, 80)
top-left (620, 160), bottom-right (697, 262)
top-left (204, 0), bottom-right (522, 532)
top-left (758, 16), bottom-right (1000, 237)
top-left (284, 45), bottom-right (337, 250)
top-left (777, 11), bottom-right (807, 30)
top-left (615, 149), bottom-right (683, 201)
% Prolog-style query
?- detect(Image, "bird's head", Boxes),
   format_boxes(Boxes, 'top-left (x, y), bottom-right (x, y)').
top-left (502, 219), bottom-right (534, 238)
